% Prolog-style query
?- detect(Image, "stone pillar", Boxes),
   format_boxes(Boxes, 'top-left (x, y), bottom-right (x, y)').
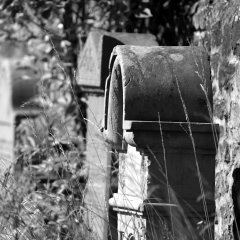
top-left (104, 46), bottom-right (219, 239)
top-left (76, 30), bottom-right (158, 240)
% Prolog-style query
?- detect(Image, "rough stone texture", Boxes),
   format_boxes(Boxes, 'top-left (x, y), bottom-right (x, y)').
top-left (210, 1), bottom-right (240, 239)
top-left (114, 146), bottom-right (148, 240)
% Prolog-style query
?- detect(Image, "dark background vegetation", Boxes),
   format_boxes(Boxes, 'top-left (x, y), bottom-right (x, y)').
top-left (0, 0), bottom-right (209, 239)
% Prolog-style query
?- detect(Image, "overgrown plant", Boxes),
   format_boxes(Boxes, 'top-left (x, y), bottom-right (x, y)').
top-left (0, 55), bottom-right (89, 239)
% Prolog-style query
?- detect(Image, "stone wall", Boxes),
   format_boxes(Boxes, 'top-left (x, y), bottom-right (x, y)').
top-left (210, 1), bottom-right (240, 239)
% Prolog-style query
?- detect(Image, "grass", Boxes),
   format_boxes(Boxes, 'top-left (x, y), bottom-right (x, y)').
top-left (0, 56), bottom-right (91, 239)
top-left (0, 116), bottom-right (90, 239)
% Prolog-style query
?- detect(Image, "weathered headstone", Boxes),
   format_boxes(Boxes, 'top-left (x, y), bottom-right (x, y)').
top-left (0, 43), bottom-right (40, 176)
top-left (77, 30), bottom-right (158, 240)
top-left (104, 46), bottom-right (219, 239)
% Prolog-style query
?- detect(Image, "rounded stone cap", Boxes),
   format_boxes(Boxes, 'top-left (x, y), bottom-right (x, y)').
top-left (104, 46), bottom-right (213, 149)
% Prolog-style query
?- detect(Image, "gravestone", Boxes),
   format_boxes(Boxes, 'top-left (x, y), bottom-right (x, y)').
top-left (0, 43), bottom-right (40, 176)
top-left (76, 30), bottom-right (158, 240)
top-left (104, 46), bottom-right (219, 239)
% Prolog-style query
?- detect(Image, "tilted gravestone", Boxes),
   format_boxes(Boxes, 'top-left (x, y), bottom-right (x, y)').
top-left (0, 43), bottom-right (40, 175)
top-left (104, 46), bottom-right (219, 240)
top-left (76, 30), bottom-right (158, 240)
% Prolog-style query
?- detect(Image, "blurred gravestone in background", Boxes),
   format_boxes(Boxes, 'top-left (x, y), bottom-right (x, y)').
top-left (0, 42), bottom-right (40, 175)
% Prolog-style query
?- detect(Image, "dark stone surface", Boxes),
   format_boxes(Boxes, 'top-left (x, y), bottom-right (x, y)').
top-left (104, 44), bottom-right (218, 239)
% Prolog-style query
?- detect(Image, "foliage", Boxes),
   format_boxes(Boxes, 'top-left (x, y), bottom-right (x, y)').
top-left (147, 0), bottom-right (199, 45)
top-left (0, 1), bottom-right (90, 238)
top-left (0, 0), bottom-right (202, 47)
top-left (191, 0), bottom-right (212, 48)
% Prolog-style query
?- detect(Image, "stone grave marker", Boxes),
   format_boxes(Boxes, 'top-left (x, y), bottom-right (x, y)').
top-left (76, 29), bottom-right (158, 240)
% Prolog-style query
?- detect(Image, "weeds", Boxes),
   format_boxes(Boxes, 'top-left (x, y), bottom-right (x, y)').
top-left (0, 51), bottom-right (90, 239)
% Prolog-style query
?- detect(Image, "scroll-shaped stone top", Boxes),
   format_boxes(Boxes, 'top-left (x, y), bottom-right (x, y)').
top-left (104, 46), bottom-right (213, 148)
